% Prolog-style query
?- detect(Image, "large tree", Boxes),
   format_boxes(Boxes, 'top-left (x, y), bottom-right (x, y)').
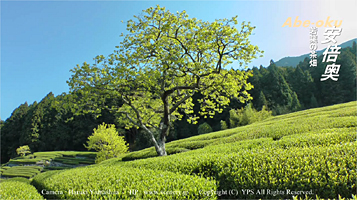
top-left (67, 5), bottom-right (262, 156)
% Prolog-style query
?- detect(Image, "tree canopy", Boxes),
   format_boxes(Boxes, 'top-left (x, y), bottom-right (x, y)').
top-left (64, 6), bottom-right (261, 155)
top-left (85, 123), bottom-right (128, 163)
top-left (16, 145), bottom-right (31, 157)
top-left (67, 5), bottom-right (263, 156)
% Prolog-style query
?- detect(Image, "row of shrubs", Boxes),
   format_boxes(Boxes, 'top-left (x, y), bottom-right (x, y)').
top-left (7, 151), bottom-right (97, 165)
top-left (32, 165), bottom-right (216, 199)
top-left (215, 143), bottom-right (356, 199)
top-left (1, 166), bottom-right (43, 178)
top-left (196, 103), bottom-right (272, 135)
top-left (1, 151), bottom-right (97, 181)
top-left (268, 101), bottom-right (356, 121)
top-left (0, 178), bottom-right (44, 199)
top-left (103, 128), bottom-right (356, 199)
top-left (53, 157), bottom-right (95, 165)
top-left (190, 112), bottom-right (356, 145)
top-left (33, 151), bottom-right (97, 158)
top-left (118, 105), bottom-right (356, 162)
top-left (15, 102), bottom-right (356, 199)
top-left (32, 130), bottom-right (356, 199)
top-left (176, 101), bottom-right (356, 143)
top-left (189, 127), bottom-right (356, 155)
top-left (110, 126), bottom-right (355, 169)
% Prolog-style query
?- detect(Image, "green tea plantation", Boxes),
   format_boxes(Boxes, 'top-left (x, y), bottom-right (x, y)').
top-left (1, 101), bottom-right (356, 199)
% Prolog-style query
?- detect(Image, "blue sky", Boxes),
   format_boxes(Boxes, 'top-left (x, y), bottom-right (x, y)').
top-left (1, 0), bottom-right (356, 120)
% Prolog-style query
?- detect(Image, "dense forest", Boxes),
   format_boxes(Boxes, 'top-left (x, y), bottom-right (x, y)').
top-left (1, 42), bottom-right (356, 163)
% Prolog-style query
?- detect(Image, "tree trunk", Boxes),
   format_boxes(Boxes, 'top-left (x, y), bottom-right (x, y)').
top-left (155, 137), bottom-right (167, 156)
top-left (142, 125), bottom-right (167, 156)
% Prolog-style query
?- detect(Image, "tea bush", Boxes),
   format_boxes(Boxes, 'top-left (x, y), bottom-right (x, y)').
top-left (0, 180), bottom-right (44, 199)
top-left (198, 122), bottom-right (213, 135)
top-left (33, 165), bottom-right (216, 199)
top-left (1, 166), bottom-right (42, 178)
top-left (229, 103), bottom-right (272, 127)
top-left (0, 177), bottom-right (30, 184)
top-left (105, 129), bottom-right (356, 199)
top-left (215, 143), bottom-right (356, 199)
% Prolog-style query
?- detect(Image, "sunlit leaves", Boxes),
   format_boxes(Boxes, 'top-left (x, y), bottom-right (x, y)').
top-left (16, 145), bottom-right (31, 157)
top-left (85, 123), bottom-right (129, 163)
top-left (1, 181), bottom-right (44, 199)
top-left (33, 165), bottom-right (216, 199)
top-left (67, 5), bottom-right (262, 152)
top-left (113, 131), bottom-right (356, 199)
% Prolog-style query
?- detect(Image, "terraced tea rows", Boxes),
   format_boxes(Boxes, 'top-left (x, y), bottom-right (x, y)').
top-left (119, 101), bottom-right (356, 162)
top-left (32, 165), bottom-right (216, 199)
top-left (2, 101), bottom-right (356, 199)
top-left (1, 151), bottom-right (96, 179)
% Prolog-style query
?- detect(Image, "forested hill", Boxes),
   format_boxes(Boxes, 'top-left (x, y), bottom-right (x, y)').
top-left (1, 41), bottom-right (356, 163)
top-left (275, 38), bottom-right (356, 67)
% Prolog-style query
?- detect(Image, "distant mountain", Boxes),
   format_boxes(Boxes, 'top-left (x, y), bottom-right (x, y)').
top-left (275, 38), bottom-right (357, 67)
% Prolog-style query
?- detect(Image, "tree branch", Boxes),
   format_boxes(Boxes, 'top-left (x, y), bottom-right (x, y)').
top-left (169, 92), bottom-right (195, 114)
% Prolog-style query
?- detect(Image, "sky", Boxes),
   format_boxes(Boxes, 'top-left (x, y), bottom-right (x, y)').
top-left (1, 0), bottom-right (356, 120)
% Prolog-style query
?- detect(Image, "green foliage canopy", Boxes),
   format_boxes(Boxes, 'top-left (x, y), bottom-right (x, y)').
top-left (16, 145), bottom-right (31, 157)
top-left (85, 123), bottom-right (128, 163)
top-left (67, 5), bottom-right (262, 156)
top-left (197, 122), bottom-right (213, 135)
top-left (229, 103), bottom-right (272, 128)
